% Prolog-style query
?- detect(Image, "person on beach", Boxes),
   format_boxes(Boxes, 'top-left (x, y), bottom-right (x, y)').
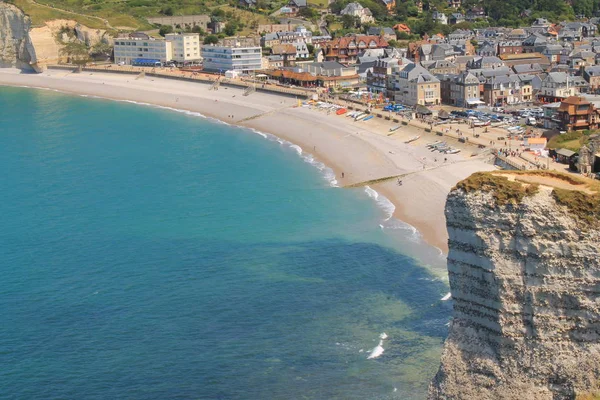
top-left (342, 172), bottom-right (345, 178)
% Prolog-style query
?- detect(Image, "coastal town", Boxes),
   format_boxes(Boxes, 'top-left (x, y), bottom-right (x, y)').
top-left (3, 1), bottom-right (600, 398)
top-left (37, 3), bottom-right (600, 180)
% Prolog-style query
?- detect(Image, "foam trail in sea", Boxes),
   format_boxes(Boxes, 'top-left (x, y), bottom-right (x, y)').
top-left (364, 186), bottom-right (395, 221)
top-left (379, 218), bottom-right (421, 242)
top-left (247, 128), bottom-right (338, 188)
top-left (367, 332), bottom-right (389, 360)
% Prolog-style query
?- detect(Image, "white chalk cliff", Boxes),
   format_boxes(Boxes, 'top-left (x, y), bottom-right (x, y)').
top-left (0, 3), bottom-right (110, 71)
top-left (429, 173), bottom-right (600, 400)
top-left (0, 3), bottom-right (35, 69)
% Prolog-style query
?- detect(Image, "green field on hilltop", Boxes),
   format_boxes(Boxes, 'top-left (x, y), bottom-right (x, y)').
top-left (9, 0), bottom-right (110, 28)
top-left (8, 0), bottom-right (282, 34)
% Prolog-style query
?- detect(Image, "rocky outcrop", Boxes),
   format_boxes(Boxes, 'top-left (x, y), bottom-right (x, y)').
top-left (0, 3), bottom-right (35, 69)
top-left (0, 3), bottom-right (111, 71)
top-left (429, 173), bottom-right (600, 400)
top-left (29, 20), bottom-right (111, 67)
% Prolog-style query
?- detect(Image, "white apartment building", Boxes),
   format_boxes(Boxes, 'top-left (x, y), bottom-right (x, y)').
top-left (165, 33), bottom-right (201, 63)
top-left (201, 45), bottom-right (262, 73)
top-left (113, 32), bottom-right (201, 66)
top-left (114, 34), bottom-right (172, 65)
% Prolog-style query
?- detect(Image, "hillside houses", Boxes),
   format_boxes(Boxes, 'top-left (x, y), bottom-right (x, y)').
top-left (323, 35), bottom-right (389, 64)
top-left (253, 13), bottom-right (600, 106)
top-left (340, 3), bottom-right (375, 24)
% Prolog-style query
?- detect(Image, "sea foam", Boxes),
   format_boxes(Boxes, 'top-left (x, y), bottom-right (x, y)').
top-left (364, 186), bottom-right (395, 221)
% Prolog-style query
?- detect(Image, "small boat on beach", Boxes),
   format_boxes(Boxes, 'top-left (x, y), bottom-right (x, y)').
top-left (362, 115), bottom-right (374, 122)
top-left (404, 135), bottom-right (420, 143)
top-left (426, 141), bottom-right (442, 148)
top-left (347, 111), bottom-right (358, 118)
top-left (472, 119), bottom-right (491, 127)
top-left (354, 112), bottom-right (366, 121)
top-left (389, 125), bottom-right (400, 132)
top-left (336, 108), bottom-right (347, 115)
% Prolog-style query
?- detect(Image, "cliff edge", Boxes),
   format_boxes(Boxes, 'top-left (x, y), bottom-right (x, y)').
top-left (429, 171), bottom-right (600, 400)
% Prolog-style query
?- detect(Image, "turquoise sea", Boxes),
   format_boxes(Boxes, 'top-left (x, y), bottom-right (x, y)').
top-left (0, 86), bottom-right (449, 399)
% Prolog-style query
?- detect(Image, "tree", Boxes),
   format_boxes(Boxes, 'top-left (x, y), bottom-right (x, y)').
top-left (573, 0), bottom-right (593, 16)
top-left (60, 42), bottom-right (90, 66)
top-left (298, 7), bottom-right (318, 18)
top-left (224, 21), bottom-right (238, 36)
top-left (159, 25), bottom-right (174, 36)
top-left (160, 6), bottom-right (174, 16)
top-left (203, 35), bottom-right (219, 44)
top-left (342, 14), bottom-right (359, 29)
top-left (212, 8), bottom-right (226, 18)
top-left (325, 14), bottom-right (336, 26)
top-left (192, 25), bottom-right (206, 35)
top-left (307, 43), bottom-right (315, 54)
top-left (90, 41), bottom-right (112, 60)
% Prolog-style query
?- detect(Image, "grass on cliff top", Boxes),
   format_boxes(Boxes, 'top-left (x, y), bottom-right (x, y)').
top-left (454, 172), bottom-right (539, 206)
top-left (457, 170), bottom-right (600, 226)
top-left (552, 188), bottom-right (600, 226)
top-left (497, 169), bottom-right (597, 188)
top-left (577, 393), bottom-right (600, 400)
top-left (9, 0), bottom-right (108, 29)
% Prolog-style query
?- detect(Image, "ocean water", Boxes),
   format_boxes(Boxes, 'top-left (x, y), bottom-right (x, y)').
top-left (0, 86), bottom-right (450, 400)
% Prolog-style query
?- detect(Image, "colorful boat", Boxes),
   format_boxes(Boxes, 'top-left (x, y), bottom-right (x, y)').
top-left (362, 115), bottom-right (374, 121)
top-left (336, 108), bottom-right (347, 115)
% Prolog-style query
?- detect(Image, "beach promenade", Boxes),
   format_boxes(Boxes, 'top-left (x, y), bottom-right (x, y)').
top-left (0, 68), bottom-right (496, 253)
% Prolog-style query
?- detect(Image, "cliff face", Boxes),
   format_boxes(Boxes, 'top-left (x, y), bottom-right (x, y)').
top-left (0, 3), bottom-right (35, 69)
top-left (0, 3), bottom-right (111, 71)
top-left (429, 174), bottom-right (600, 400)
top-left (29, 20), bottom-right (111, 67)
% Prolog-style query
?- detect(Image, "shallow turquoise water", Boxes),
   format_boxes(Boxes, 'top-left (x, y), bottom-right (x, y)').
top-left (0, 86), bottom-right (449, 399)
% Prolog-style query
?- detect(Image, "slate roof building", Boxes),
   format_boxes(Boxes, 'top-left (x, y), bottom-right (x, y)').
top-left (390, 63), bottom-right (441, 105)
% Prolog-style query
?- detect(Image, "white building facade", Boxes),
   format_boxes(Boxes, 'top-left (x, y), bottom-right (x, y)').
top-left (201, 45), bottom-right (263, 72)
top-left (165, 33), bottom-right (201, 63)
top-left (113, 33), bottom-right (201, 65)
top-left (113, 36), bottom-right (172, 65)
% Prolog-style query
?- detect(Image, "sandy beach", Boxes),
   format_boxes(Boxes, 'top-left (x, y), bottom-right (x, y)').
top-left (0, 68), bottom-right (496, 252)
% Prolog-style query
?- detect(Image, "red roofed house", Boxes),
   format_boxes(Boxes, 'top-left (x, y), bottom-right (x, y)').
top-left (393, 24), bottom-right (411, 34)
top-left (323, 35), bottom-right (389, 64)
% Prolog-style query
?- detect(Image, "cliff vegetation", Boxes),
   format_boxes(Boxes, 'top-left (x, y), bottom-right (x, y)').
top-left (454, 172), bottom-right (539, 206)
top-left (456, 171), bottom-right (600, 225)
